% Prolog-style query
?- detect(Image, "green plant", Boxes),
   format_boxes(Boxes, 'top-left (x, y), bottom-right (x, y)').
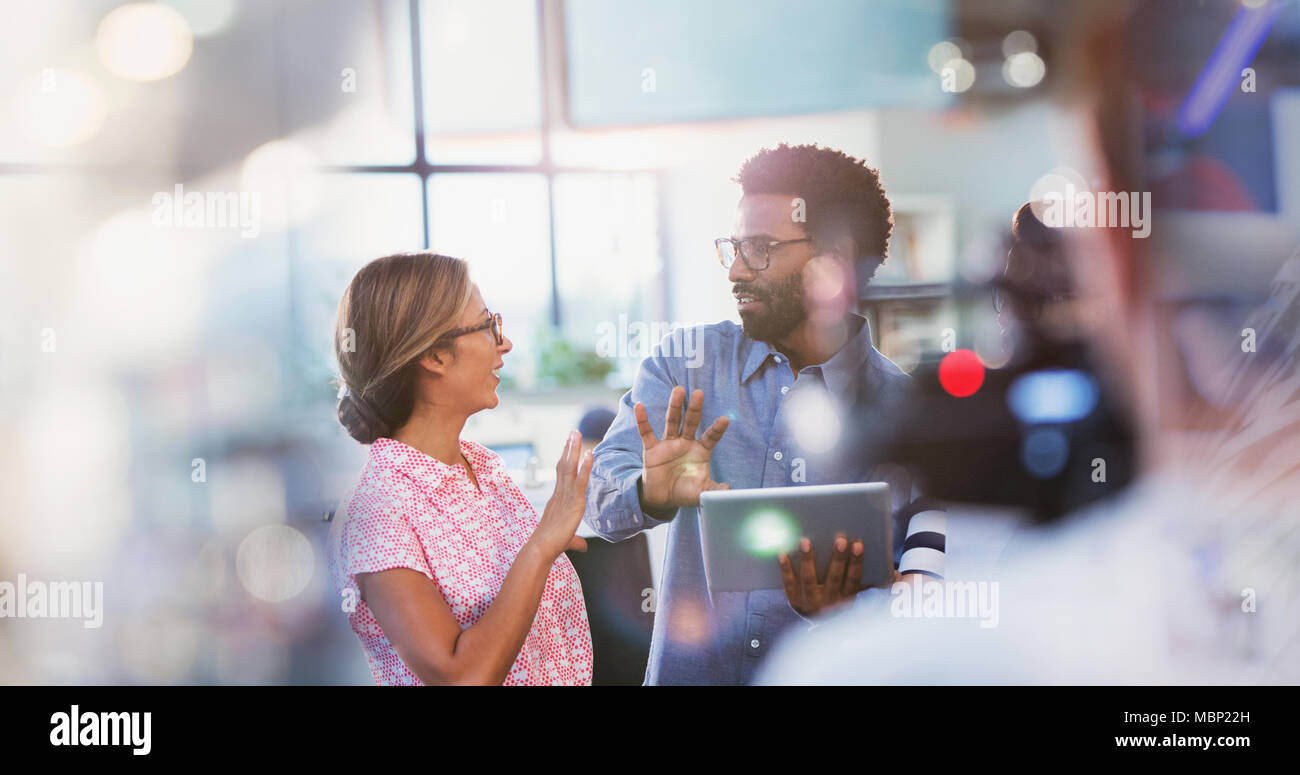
top-left (535, 329), bottom-right (615, 387)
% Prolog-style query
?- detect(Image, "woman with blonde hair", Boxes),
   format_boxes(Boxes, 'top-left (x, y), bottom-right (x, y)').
top-left (329, 251), bottom-right (593, 685)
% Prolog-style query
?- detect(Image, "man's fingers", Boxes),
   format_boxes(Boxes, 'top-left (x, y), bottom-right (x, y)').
top-left (826, 534), bottom-right (849, 591)
top-left (681, 389), bottom-right (704, 439)
top-left (697, 480), bottom-right (729, 501)
top-left (633, 402), bottom-right (657, 451)
top-left (663, 386), bottom-right (685, 439)
top-left (845, 540), bottom-right (865, 593)
top-left (699, 415), bottom-right (730, 452)
top-left (566, 536), bottom-right (588, 553)
top-left (798, 537), bottom-right (818, 591)
top-left (778, 553), bottom-right (801, 610)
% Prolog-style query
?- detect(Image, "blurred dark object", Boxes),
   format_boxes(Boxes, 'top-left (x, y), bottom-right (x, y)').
top-left (570, 401), bottom-right (651, 684)
top-left (888, 337), bottom-right (1135, 523)
top-left (566, 536), bottom-right (654, 685)
top-left (884, 202), bottom-right (1135, 522)
top-left (578, 406), bottom-right (617, 445)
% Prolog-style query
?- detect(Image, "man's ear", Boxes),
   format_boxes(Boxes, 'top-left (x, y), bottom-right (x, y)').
top-left (826, 235), bottom-right (863, 289)
top-left (417, 345), bottom-right (453, 377)
top-left (819, 234), bottom-right (858, 265)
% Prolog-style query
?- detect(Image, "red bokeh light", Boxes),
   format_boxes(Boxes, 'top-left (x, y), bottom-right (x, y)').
top-left (939, 349), bottom-right (985, 397)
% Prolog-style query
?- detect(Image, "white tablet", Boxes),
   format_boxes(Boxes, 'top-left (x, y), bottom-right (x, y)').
top-left (699, 482), bottom-right (893, 594)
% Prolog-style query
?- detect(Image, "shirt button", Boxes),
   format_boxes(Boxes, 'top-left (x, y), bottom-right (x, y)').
top-left (773, 355), bottom-right (782, 363)
top-left (773, 451), bottom-right (783, 461)
top-left (781, 386), bottom-right (790, 395)
top-left (750, 638), bottom-right (761, 649)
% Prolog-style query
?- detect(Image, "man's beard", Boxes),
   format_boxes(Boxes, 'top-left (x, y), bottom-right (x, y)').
top-left (737, 271), bottom-right (807, 344)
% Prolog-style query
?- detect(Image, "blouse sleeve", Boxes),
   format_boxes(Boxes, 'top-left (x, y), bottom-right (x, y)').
top-left (336, 487), bottom-right (436, 588)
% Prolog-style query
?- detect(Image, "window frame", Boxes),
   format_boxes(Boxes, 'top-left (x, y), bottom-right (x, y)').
top-left (320, 0), bottom-right (670, 331)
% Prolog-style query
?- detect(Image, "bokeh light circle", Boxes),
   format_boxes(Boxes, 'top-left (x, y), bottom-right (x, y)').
top-left (941, 58), bottom-right (976, 93)
top-left (1001, 30), bottom-right (1038, 58)
top-left (1028, 167), bottom-right (1089, 226)
top-left (15, 69), bottom-right (107, 147)
top-left (235, 524), bottom-right (314, 603)
top-left (939, 348), bottom-right (986, 397)
top-left (785, 388), bottom-right (843, 454)
top-left (1021, 427), bottom-right (1070, 478)
top-left (741, 509), bottom-right (800, 557)
top-left (927, 41), bottom-right (962, 73)
top-left (97, 3), bottom-right (194, 82)
top-left (1003, 52), bottom-right (1046, 88)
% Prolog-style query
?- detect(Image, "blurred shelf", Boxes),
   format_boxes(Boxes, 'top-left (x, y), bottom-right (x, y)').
top-left (861, 282), bottom-right (951, 300)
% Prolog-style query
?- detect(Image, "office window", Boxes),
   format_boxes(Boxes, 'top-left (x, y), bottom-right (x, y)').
top-left (279, 0), bottom-right (416, 166)
top-left (553, 172), bottom-right (663, 387)
top-left (419, 0), bottom-right (543, 164)
top-left (303, 0), bottom-right (669, 390)
top-left (427, 174), bottom-right (552, 386)
top-left (294, 173), bottom-right (426, 369)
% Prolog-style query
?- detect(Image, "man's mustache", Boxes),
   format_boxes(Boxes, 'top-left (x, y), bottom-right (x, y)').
top-left (732, 284), bottom-right (766, 300)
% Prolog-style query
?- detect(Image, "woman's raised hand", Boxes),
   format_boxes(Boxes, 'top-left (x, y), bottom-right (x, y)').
top-left (530, 430), bottom-right (594, 560)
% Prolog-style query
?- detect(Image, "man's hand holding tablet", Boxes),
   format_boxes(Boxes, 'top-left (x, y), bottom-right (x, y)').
top-left (698, 482), bottom-right (899, 615)
top-left (634, 386), bottom-right (731, 513)
top-left (633, 387), bottom-right (904, 619)
top-left (778, 535), bottom-right (904, 617)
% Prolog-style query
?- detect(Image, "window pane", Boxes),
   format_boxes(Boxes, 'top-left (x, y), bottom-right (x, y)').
top-left (427, 174), bottom-right (551, 387)
top-left (294, 173), bottom-right (426, 371)
top-left (278, 0), bottom-right (416, 165)
top-left (420, 0), bottom-right (543, 164)
top-left (2, 1), bottom-right (415, 168)
top-left (553, 173), bottom-right (664, 387)
top-left (563, 0), bottom-right (948, 125)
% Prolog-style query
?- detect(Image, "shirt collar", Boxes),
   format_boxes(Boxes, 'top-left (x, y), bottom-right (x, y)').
top-left (741, 336), bottom-right (782, 384)
top-left (820, 314), bottom-right (874, 395)
top-left (741, 314), bottom-right (875, 395)
top-left (368, 437), bottom-right (503, 492)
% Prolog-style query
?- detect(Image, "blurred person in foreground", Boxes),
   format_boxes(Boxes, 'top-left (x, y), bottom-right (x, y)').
top-left (328, 252), bottom-right (593, 685)
top-left (758, 1), bottom-right (1299, 684)
top-left (585, 143), bottom-right (946, 685)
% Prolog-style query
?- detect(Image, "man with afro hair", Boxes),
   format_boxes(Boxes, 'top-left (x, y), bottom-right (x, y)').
top-left (584, 143), bottom-right (946, 685)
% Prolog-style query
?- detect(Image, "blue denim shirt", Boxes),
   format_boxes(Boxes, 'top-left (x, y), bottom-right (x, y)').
top-left (584, 315), bottom-right (947, 685)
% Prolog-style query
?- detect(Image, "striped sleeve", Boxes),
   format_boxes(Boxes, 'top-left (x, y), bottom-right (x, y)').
top-left (897, 497), bottom-right (946, 579)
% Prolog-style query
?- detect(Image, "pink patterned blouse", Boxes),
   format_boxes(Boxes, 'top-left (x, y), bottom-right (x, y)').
top-left (331, 437), bottom-right (593, 685)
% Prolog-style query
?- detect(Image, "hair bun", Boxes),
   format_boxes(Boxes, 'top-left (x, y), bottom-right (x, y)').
top-left (337, 390), bottom-right (389, 444)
